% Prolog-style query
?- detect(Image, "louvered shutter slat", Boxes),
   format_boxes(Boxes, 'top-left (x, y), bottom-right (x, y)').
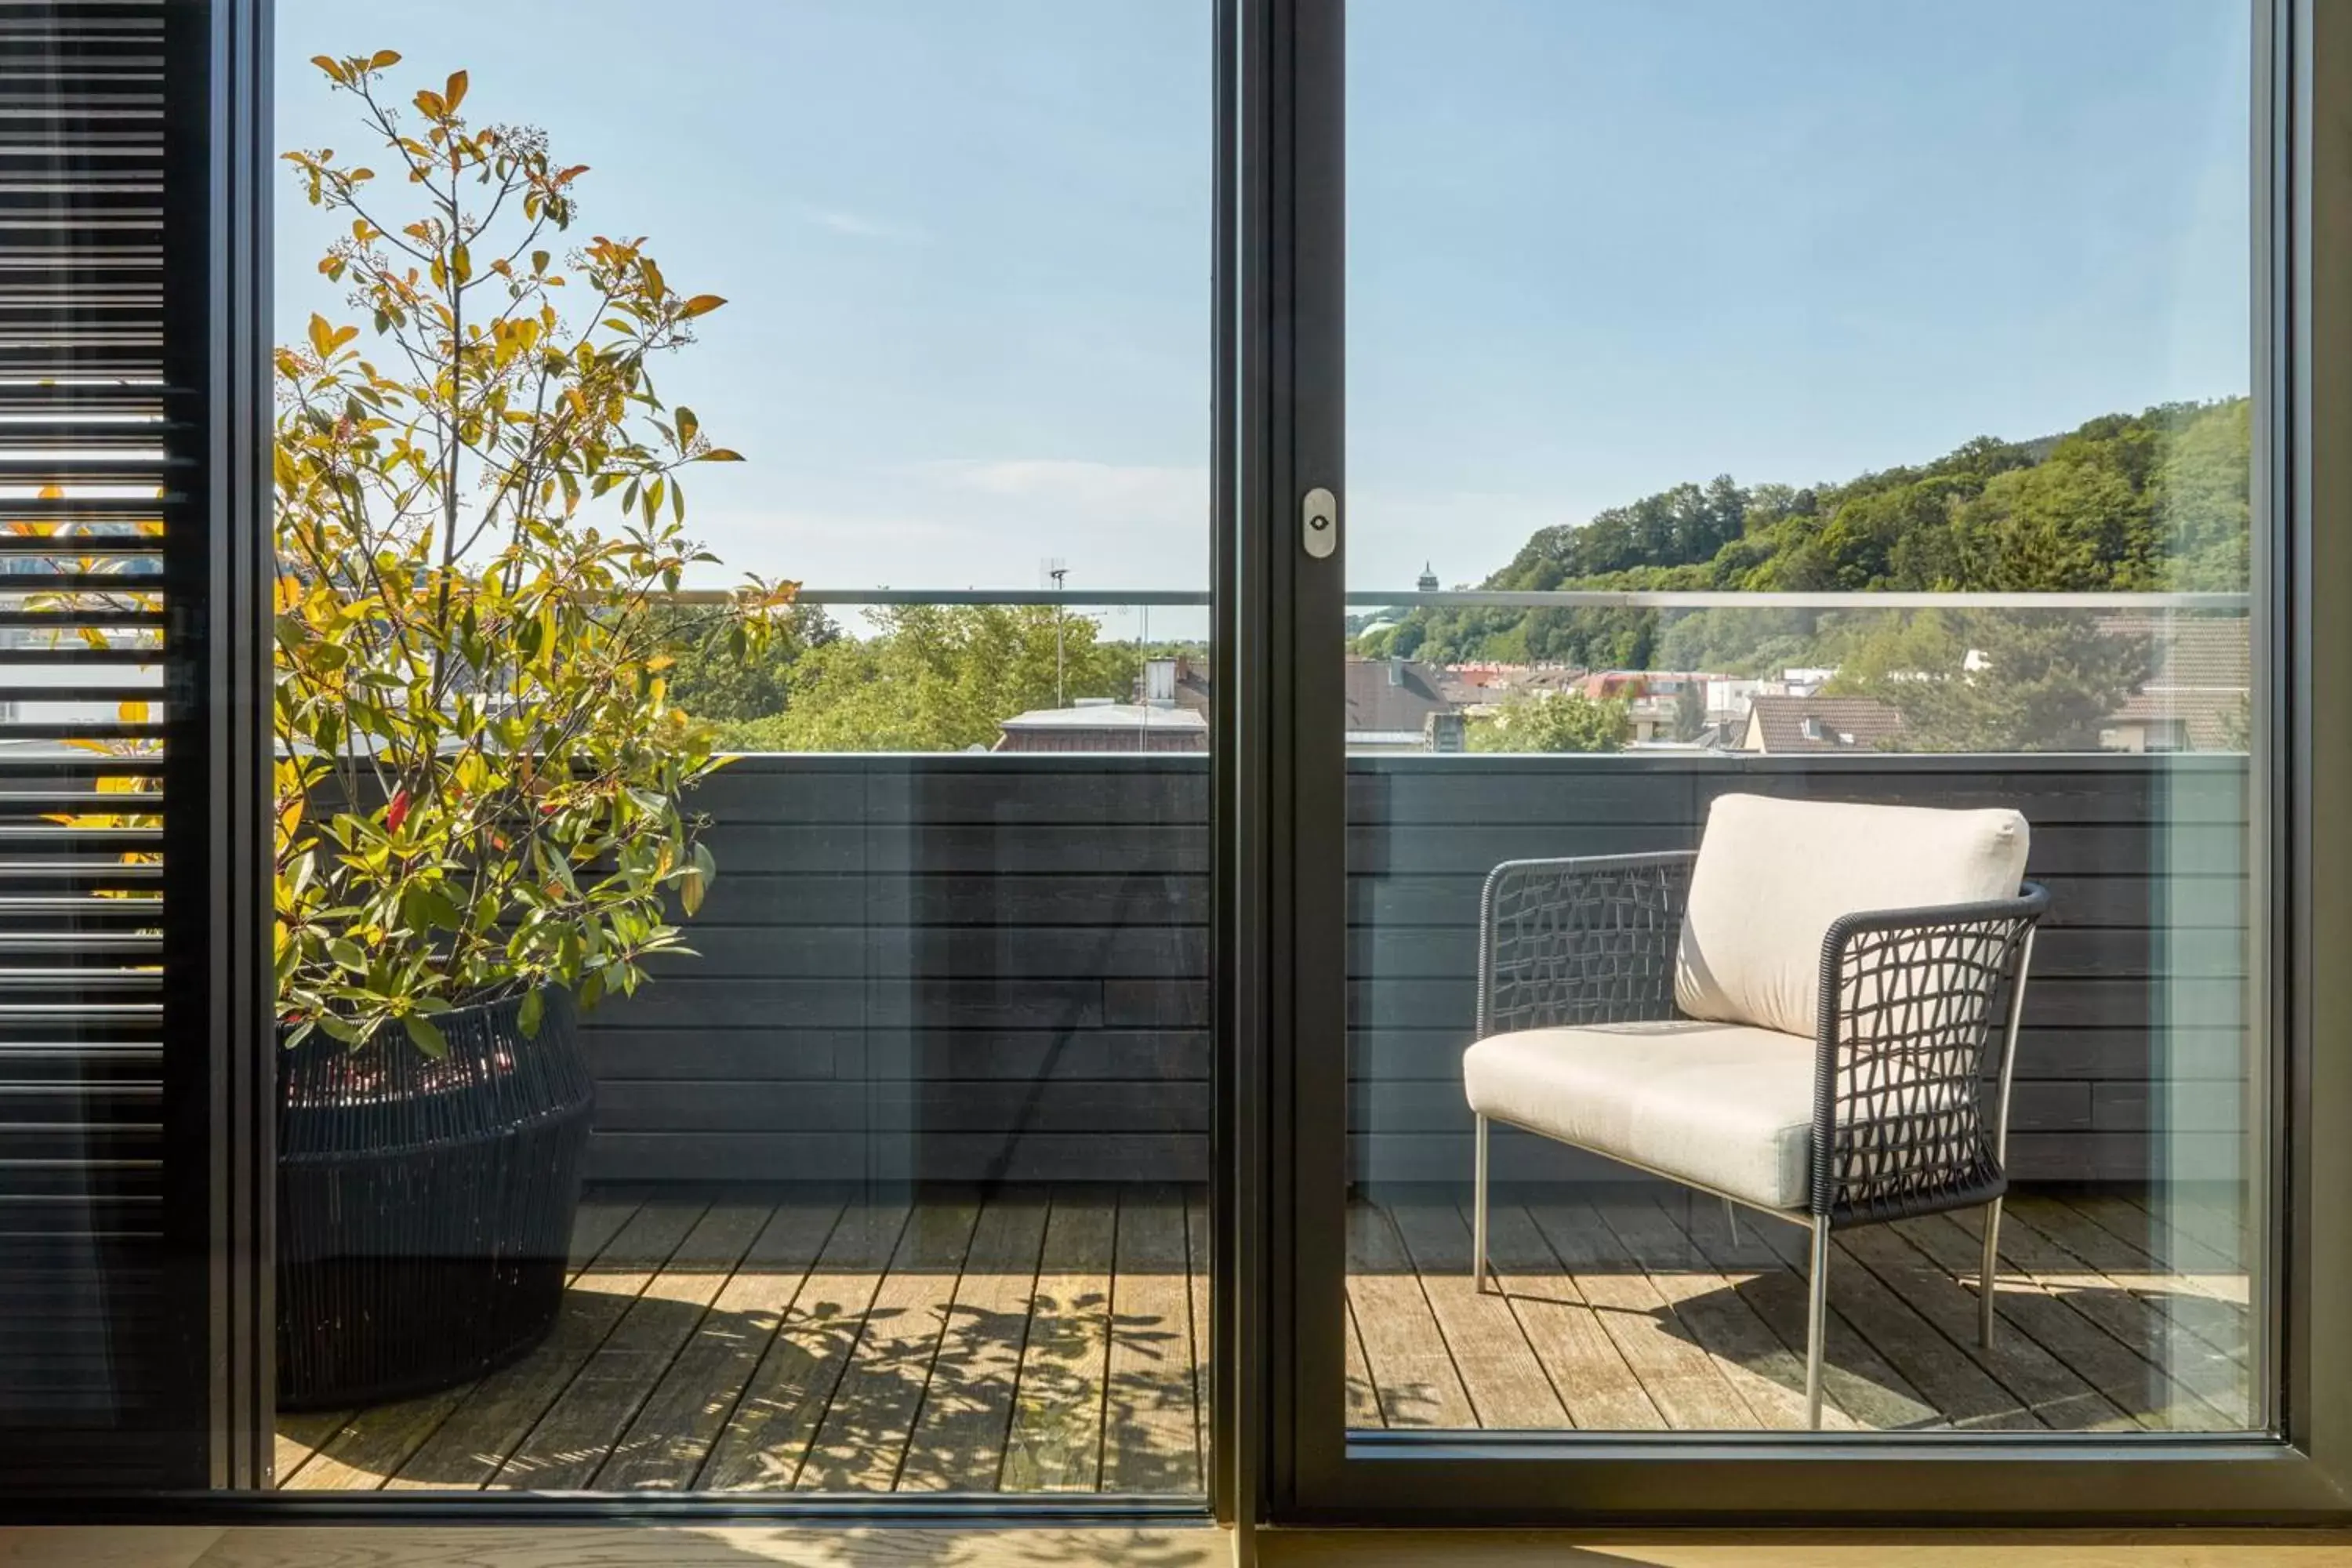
top-left (0, 0), bottom-right (184, 1490)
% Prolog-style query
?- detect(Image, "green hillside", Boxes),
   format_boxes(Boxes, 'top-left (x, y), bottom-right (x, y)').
top-left (1358, 397), bottom-right (2249, 678)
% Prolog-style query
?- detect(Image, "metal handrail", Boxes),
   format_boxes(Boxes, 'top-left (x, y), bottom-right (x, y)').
top-left (648, 586), bottom-right (2249, 610)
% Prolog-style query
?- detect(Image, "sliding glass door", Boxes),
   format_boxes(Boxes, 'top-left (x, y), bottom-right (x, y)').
top-left (17, 0), bottom-right (2352, 1530)
top-left (260, 0), bottom-right (1216, 1501)
top-left (1255, 0), bottom-right (2352, 1522)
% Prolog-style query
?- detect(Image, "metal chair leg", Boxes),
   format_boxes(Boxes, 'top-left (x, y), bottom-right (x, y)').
top-left (1980, 1196), bottom-right (2004, 1350)
top-left (1473, 1114), bottom-right (1491, 1293)
top-left (1805, 1218), bottom-right (1831, 1430)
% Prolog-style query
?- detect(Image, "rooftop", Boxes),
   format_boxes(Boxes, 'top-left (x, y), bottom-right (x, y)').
top-left (998, 704), bottom-right (1207, 732)
top-left (1743, 694), bottom-right (1907, 754)
top-left (1345, 658), bottom-right (1457, 734)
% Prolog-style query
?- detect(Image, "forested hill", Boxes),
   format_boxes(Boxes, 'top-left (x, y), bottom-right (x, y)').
top-left (1359, 397), bottom-right (2249, 673)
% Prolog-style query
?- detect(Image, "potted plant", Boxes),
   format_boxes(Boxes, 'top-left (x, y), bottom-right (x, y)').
top-left (269, 52), bottom-right (785, 1408)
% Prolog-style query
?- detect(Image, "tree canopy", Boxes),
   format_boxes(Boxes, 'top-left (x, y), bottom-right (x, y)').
top-left (715, 604), bottom-right (1141, 753)
top-left (1377, 398), bottom-right (2248, 677)
top-left (1466, 691), bottom-right (1631, 753)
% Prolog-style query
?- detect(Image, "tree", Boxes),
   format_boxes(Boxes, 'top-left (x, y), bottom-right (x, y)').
top-left (657, 602), bottom-right (838, 724)
top-left (270, 52), bottom-right (786, 1047)
top-left (1467, 691), bottom-right (1631, 753)
top-left (1672, 680), bottom-right (1708, 742)
top-left (720, 604), bottom-right (1141, 752)
top-left (1369, 399), bottom-right (2249, 680)
top-left (1833, 610), bottom-right (2154, 753)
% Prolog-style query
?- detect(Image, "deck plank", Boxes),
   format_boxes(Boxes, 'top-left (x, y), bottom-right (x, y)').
top-left (2008, 1197), bottom-right (2252, 1336)
top-left (1102, 1185), bottom-right (1205, 1494)
top-left (593, 1201), bottom-right (844, 1490)
top-left (2071, 1192), bottom-right (2244, 1277)
top-left (492, 1203), bottom-right (772, 1490)
top-left (795, 1195), bottom-right (984, 1492)
top-left (1896, 1213), bottom-right (2229, 1432)
top-left (274, 1183), bottom-right (2253, 1488)
top-left (1344, 1294), bottom-right (1385, 1430)
top-left (275, 1194), bottom-right (644, 1495)
top-left (896, 1189), bottom-right (1052, 1493)
top-left (1186, 1188), bottom-right (1213, 1471)
top-left (698, 1200), bottom-right (913, 1491)
top-left (1385, 1203), bottom-right (1570, 1430)
top-left (376, 1201), bottom-right (710, 1490)
top-left (1524, 1201), bottom-right (1759, 1431)
top-left (1832, 1221), bottom-right (2130, 1432)
top-left (1662, 1199), bottom-right (1938, 1432)
top-left (1596, 1198), bottom-right (1863, 1432)
top-left (566, 1200), bottom-right (648, 1272)
top-left (2024, 1195), bottom-right (2253, 1362)
top-left (282, 1203), bottom-right (682, 1495)
top-left (271, 1412), bottom-right (349, 1489)
top-left (1472, 1201), bottom-right (1662, 1431)
top-left (1345, 1202), bottom-right (1478, 1429)
top-left (1744, 1217), bottom-right (2042, 1432)
top-left (1000, 1190), bottom-right (1119, 1493)
top-left (1947, 1203), bottom-right (2252, 1428)
top-left (2115, 1187), bottom-right (2251, 1272)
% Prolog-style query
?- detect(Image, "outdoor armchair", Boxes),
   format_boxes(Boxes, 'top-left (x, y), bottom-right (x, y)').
top-left (1462, 792), bottom-right (2048, 1428)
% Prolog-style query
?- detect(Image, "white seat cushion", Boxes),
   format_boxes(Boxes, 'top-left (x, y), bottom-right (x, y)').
top-left (1674, 793), bottom-right (2029, 1039)
top-left (1463, 1020), bottom-right (1818, 1210)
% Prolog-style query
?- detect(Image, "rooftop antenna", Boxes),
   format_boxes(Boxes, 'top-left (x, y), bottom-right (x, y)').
top-left (1042, 558), bottom-right (1069, 708)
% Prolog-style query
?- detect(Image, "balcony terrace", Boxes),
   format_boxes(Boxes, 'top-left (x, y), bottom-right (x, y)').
top-left (267, 735), bottom-right (2255, 1484)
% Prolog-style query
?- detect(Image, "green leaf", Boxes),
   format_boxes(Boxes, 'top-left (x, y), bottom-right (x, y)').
top-left (402, 1013), bottom-right (449, 1058)
top-left (517, 986), bottom-right (545, 1038)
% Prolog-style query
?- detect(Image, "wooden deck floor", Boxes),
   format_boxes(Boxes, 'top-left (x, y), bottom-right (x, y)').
top-left (274, 1185), bottom-right (1210, 1494)
top-left (1347, 1189), bottom-right (2254, 1433)
top-left (273, 1184), bottom-right (2252, 1494)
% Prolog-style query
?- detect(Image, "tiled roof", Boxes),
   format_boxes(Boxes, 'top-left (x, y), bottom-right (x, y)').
top-left (2100, 615), bottom-right (2250, 748)
top-left (2101, 615), bottom-right (2251, 690)
top-left (1744, 695), bottom-right (1906, 754)
top-left (1345, 659), bottom-right (1456, 734)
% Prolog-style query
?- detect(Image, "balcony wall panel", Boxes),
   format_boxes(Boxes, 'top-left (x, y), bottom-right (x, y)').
top-left (575, 753), bottom-right (2249, 1189)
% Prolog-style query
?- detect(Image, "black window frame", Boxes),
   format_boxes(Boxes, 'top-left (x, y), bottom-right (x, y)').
top-left (13, 0), bottom-right (2352, 1531)
top-left (1237, 0), bottom-right (2352, 1526)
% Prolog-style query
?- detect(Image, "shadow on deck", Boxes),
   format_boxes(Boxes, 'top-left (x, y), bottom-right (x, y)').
top-left (274, 1182), bottom-right (2249, 1494)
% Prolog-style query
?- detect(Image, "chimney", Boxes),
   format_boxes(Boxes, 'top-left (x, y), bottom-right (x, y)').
top-left (1424, 711), bottom-right (1467, 753)
top-left (1388, 657), bottom-right (1406, 688)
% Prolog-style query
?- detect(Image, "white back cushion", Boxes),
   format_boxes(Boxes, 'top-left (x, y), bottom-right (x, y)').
top-left (1673, 793), bottom-right (2030, 1038)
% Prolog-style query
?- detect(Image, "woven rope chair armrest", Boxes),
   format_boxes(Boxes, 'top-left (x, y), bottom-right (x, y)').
top-left (1806, 882), bottom-right (2051, 1225)
top-left (1475, 850), bottom-right (1697, 1038)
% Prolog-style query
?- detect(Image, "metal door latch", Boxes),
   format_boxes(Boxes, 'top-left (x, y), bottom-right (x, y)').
top-left (1302, 486), bottom-right (1338, 559)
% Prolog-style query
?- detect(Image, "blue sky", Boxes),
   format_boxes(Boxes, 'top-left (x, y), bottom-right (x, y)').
top-left (274, 0), bottom-right (2249, 614)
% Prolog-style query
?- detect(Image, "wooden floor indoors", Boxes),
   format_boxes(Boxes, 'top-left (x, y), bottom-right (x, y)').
top-left (273, 1183), bottom-right (2250, 1494)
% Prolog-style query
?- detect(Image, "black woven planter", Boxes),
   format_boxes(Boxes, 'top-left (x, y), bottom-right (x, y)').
top-left (276, 987), bottom-right (594, 1410)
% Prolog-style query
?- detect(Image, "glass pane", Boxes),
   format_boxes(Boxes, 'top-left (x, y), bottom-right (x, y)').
top-left (270, 2), bottom-right (1210, 1493)
top-left (1344, 0), bottom-right (2259, 1436)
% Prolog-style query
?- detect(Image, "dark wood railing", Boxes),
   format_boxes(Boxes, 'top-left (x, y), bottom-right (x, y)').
top-left (579, 752), bottom-right (2247, 1189)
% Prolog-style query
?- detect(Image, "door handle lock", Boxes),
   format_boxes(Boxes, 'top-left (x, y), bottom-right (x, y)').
top-left (1302, 486), bottom-right (1338, 560)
